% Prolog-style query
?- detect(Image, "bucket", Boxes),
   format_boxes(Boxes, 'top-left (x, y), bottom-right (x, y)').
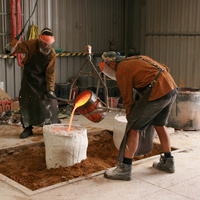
top-left (0, 82), bottom-right (4, 91)
top-left (168, 87), bottom-right (200, 130)
top-left (113, 115), bottom-right (155, 156)
top-left (75, 90), bottom-right (106, 123)
top-left (108, 97), bottom-right (119, 108)
top-left (113, 115), bottom-right (127, 150)
top-left (43, 124), bottom-right (88, 169)
top-left (55, 83), bottom-right (70, 99)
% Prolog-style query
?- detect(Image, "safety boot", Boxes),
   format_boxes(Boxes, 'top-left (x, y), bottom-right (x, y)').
top-left (104, 163), bottom-right (132, 181)
top-left (20, 126), bottom-right (33, 139)
top-left (153, 155), bottom-right (175, 173)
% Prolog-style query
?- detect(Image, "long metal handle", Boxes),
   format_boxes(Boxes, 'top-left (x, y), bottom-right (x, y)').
top-left (55, 96), bottom-right (74, 104)
top-left (96, 106), bottom-right (125, 112)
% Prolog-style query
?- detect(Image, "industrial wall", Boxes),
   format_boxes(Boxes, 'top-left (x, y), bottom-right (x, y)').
top-left (0, 0), bottom-right (125, 98)
top-left (1, 0), bottom-right (200, 99)
top-left (130, 0), bottom-right (200, 88)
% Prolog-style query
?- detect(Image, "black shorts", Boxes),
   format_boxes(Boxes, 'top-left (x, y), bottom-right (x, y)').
top-left (130, 89), bottom-right (177, 131)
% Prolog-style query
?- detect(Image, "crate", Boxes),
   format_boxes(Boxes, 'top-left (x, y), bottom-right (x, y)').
top-left (0, 100), bottom-right (13, 113)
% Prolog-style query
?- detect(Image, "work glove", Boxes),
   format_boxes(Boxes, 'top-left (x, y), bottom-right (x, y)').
top-left (44, 90), bottom-right (57, 100)
top-left (5, 31), bottom-right (23, 53)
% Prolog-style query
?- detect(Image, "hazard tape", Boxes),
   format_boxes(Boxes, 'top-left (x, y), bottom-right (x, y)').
top-left (0, 54), bottom-right (15, 59)
top-left (0, 52), bottom-right (88, 59)
top-left (56, 52), bottom-right (87, 57)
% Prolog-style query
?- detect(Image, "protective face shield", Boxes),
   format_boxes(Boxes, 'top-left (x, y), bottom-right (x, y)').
top-left (39, 35), bottom-right (55, 55)
top-left (99, 61), bottom-right (117, 80)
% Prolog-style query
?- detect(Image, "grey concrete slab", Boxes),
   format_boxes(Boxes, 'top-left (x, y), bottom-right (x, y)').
top-left (140, 189), bottom-right (193, 200)
top-left (132, 152), bottom-right (200, 189)
top-left (168, 175), bottom-right (200, 200)
top-left (30, 176), bottom-right (162, 200)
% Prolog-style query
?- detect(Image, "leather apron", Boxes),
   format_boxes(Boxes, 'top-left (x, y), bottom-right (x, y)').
top-left (118, 57), bottom-right (165, 162)
top-left (19, 47), bottom-right (59, 128)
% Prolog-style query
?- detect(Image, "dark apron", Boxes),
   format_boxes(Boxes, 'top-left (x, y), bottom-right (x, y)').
top-left (19, 49), bottom-right (59, 128)
top-left (118, 57), bottom-right (165, 162)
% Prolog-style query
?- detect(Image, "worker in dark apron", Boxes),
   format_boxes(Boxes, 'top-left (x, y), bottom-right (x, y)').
top-left (99, 51), bottom-right (178, 180)
top-left (9, 28), bottom-right (59, 139)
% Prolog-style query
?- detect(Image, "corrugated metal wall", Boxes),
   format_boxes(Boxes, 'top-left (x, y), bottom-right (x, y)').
top-left (1, 0), bottom-right (125, 98)
top-left (24, 0), bottom-right (125, 88)
top-left (1, 0), bottom-right (200, 98)
top-left (144, 0), bottom-right (200, 88)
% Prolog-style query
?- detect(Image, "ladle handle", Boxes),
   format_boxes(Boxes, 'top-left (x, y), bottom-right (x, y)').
top-left (55, 96), bottom-right (74, 104)
top-left (96, 106), bottom-right (125, 112)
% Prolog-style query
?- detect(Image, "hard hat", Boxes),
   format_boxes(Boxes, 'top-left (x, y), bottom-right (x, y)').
top-left (102, 51), bottom-right (125, 63)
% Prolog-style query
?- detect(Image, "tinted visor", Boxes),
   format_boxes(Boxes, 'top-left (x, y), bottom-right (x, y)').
top-left (99, 61), bottom-right (116, 80)
top-left (39, 38), bottom-right (52, 55)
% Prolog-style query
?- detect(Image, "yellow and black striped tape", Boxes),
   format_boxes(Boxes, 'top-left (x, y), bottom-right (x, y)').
top-left (56, 52), bottom-right (87, 57)
top-left (0, 54), bottom-right (15, 59)
top-left (0, 52), bottom-right (88, 59)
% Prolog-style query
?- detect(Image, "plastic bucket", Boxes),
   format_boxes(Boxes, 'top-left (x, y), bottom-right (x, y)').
top-left (108, 97), bottom-right (119, 108)
top-left (168, 87), bottom-right (200, 130)
top-left (75, 90), bottom-right (106, 123)
top-left (113, 115), bottom-right (155, 155)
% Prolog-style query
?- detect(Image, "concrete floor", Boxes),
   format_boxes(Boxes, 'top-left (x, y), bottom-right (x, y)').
top-left (0, 111), bottom-right (200, 200)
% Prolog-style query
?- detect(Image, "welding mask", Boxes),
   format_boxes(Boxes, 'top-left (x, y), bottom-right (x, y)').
top-left (39, 34), bottom-right (55, 55)
top-left (99, 61), bottom-right (117, 80)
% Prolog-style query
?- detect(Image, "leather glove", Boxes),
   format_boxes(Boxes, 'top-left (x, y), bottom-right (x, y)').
top-left (5, 31), bottom-right (23, 54)
top-left (5, 43), bottom-right (14, 53)
top-left (44, 90), bottom-right (57, 100)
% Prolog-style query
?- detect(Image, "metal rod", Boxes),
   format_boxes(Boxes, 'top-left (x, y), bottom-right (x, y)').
top-left (145, 33), bottom-right (200, 36)
top-left (96, 72), bottom-right (101, 96)
top-left (68, 58), bottom-right (89, 102)
top-left (88, 57), bottom-right (109, 108)
top-left (95, 106), bottom-right (125, 113)
top-left (55, 96), bottom-right (73, 104)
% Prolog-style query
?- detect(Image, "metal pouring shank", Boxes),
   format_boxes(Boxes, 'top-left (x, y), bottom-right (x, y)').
top-left (54, 96), bottom-right (74, 104)
top-left (90, 106), bottom-right (125, 114)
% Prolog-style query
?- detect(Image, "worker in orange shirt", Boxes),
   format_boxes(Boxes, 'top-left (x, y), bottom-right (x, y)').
top-left (99, 51), bottom-right (177, 180)
top-left (6, 28), bottom-right (59, 139)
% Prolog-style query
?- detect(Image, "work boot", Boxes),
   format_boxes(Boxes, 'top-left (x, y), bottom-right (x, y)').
top-left (153, 155), bottom-right (175, 173)
top-left (104, 163), bottom-right (132, 181)
top-left (20, 126), bottom-right (33, 139)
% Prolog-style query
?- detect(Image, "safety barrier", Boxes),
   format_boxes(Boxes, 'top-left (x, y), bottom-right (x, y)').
top-left (0, 52), bottom-right (88, 59)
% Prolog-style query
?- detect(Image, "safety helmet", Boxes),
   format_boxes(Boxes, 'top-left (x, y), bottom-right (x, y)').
top-left (102, 51), bottom-right (125, 63)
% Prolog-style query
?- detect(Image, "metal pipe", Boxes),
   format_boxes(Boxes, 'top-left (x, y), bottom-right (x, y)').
top-left (124, 0), bottom-right (129, 56)
top-left (145, 33), bottom-right (200, 36)
top-left (55, 96), bottom-right (73, 104)
top-left (96, 106), bottom-right (125, 113)
top-left (47, 0), bottom-right (51, 28)
top-left (1, 0), bottom-right (5, 50)
top-left (88, 57), bottom-right (109, 108)
top-left (68, 58), bottom-right (89, 103)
